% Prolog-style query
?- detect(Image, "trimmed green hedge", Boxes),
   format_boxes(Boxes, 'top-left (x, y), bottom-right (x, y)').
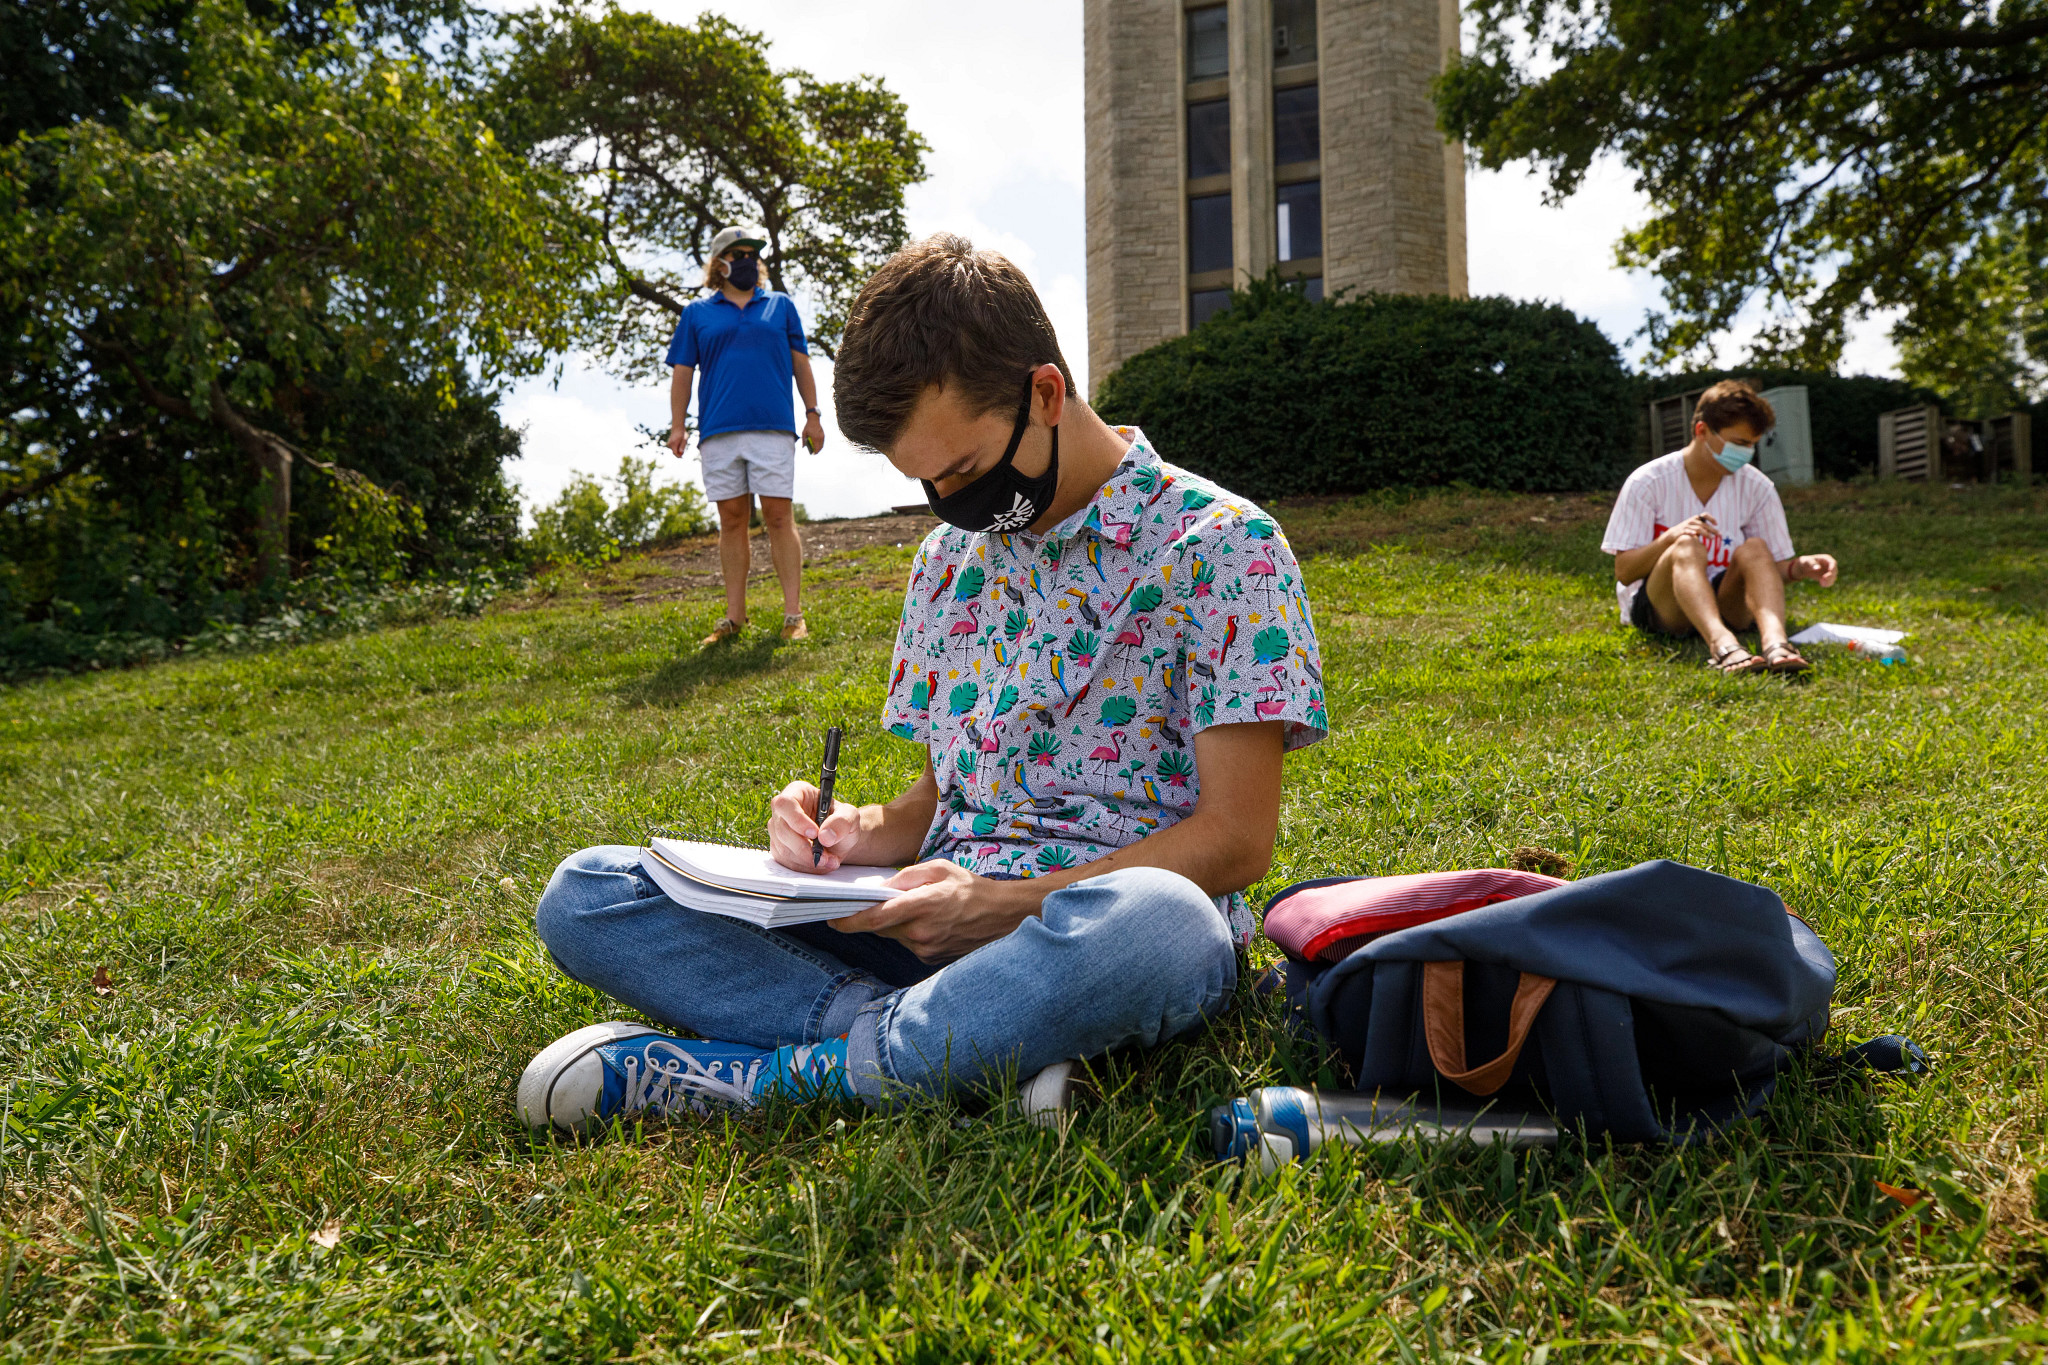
top-left (1093, 278), bottom-right (1637, 499)
top-left (1639, 368), bottom-right (1945, 481)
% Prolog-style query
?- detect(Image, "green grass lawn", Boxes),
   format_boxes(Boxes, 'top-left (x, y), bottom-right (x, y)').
top-left (3, 480), bottom-right (2047, 1361)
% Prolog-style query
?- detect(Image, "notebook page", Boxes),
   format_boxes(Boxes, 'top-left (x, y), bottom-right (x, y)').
top-left (648, 838), bottom-right (901, 901)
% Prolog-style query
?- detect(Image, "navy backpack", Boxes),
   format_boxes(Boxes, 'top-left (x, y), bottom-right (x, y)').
top-left (1267, 860), bottom-right (1840, 1143)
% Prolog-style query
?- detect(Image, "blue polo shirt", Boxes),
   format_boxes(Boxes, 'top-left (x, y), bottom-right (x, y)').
top-left (666, 288), bottom-right (809, 438)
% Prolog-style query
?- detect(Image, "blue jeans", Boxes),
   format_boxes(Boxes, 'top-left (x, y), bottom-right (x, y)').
top-left (534, 846), bottom-right (1237, 1104)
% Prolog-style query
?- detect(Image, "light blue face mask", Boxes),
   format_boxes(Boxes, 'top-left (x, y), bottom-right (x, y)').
top-left (1712, 433), bottom-right (1755, 473)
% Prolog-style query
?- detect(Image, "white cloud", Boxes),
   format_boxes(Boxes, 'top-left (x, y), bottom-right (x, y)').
top-left (500, 365), bottom-right (684, 512)
top-left (1839, 308), bottom-right (1904, 378)
top-left (1467, 158), bottom-right (1665, 365)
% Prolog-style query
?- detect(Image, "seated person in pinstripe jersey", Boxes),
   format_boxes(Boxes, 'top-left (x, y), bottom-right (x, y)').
top-left (1600, 381), bottom-right (1841, 675)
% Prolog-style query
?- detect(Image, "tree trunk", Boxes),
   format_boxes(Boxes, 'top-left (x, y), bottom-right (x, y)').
top-left (84, 340), bottom-right (300, 585)
top-left (209, 383), bottom-right (295, 586)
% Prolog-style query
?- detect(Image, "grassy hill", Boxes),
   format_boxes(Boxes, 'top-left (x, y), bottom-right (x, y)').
top-left (3, 480), bottom-right (2046, 1360)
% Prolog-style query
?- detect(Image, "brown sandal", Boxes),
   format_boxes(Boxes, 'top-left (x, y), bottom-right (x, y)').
top-left (700, 617), bottom-right (743, 646)
top-left (1707, 641), bottom-right (1765, 674)
top-left (1759, 641), bottom-right (1812, 675)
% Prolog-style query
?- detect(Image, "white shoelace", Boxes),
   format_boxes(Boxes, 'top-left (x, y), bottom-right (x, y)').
top-left (619, 1040), bottom-right (762, 1115)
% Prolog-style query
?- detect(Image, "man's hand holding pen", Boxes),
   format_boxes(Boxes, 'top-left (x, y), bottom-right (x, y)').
top-left (769, 780), bottom-right (864, 873)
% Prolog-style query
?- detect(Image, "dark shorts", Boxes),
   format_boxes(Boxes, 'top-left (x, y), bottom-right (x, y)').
top-left (1631, 569), bottom-right (1725, 635)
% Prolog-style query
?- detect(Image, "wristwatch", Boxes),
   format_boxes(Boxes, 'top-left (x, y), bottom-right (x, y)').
top-left (805, 407), bottom-right (820, 416)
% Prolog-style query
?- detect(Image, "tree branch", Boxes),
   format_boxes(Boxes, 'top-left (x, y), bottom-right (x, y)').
top-left (79, 331), bottom-right (200, 422)
top-left (206, 380), bottom-right (304, 464)
top-left (1711, 15), bottom-right (2048, 156)
top-left (80, 328), bottom-right (321, 470)
top-left (625, 275), bottom-right (690, 315)
top-left (0, 461), bottom-right (83, 513)
top-left (208, 246), bottom-right (276, 295)
top-left (1831, 107), bottom-right (2048, 296)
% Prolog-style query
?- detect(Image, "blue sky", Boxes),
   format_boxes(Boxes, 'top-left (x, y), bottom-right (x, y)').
top-left (500, 0), bottom-right (1903, 521)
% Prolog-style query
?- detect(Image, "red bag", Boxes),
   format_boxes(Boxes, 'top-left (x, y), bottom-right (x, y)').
top-left (1262, 868), bottom-right (1567, 963)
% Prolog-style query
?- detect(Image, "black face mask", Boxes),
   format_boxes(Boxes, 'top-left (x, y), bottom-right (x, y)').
top-left (725, 255), bottom-right (760, 289)
top-left (924, 376), bottom-right (1060, 534)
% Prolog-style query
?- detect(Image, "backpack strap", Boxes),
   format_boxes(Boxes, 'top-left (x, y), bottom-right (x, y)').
top-left (1422, 961), bottom-right (1557, 1096)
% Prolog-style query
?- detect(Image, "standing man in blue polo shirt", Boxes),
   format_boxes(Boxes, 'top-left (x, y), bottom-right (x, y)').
top-left (666, 224), bottom-right (826, 643)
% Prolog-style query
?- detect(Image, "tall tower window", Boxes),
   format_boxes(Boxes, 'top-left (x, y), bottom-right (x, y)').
top-left (1273, 85), bottom-right (1320, 166)
top-left (1187, 98), bottom-right (1230, 180)
top-left (1276, 180), bottom-right (1322, 262)
top-left (1190, 288), bottom-right (1233, 326)
top-left (1188, 193), bottom-right (1234, 274)
top-left (1273, 0), bottom-right (1318, 67)
top-left (1186, 6), bottom-right (1228, 81)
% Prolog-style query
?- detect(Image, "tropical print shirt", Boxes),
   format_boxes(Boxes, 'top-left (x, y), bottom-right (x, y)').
top-left (879, 428), bottom-right (1328, 943)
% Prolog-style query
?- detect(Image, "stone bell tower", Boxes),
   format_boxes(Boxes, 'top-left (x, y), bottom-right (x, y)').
top-left (1084, 0), bottom-right (1468, 389)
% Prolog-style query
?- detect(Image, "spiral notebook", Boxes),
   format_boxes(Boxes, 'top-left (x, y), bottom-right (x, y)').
top-left (640, 838), bottom-right (902, 928)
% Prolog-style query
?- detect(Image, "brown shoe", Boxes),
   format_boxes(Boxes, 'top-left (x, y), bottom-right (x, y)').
top-left (780, 613), bottom-right (809, 641)
top-left (700, 617), bottom-right (742, 646)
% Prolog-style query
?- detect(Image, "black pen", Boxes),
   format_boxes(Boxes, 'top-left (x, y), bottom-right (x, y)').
top-left (811, 726), bottom-right (843, 868)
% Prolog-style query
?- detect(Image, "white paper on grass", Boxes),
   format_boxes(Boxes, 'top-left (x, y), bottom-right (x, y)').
top-left (648, 837), bottom-right (902, 901)
top-left (1788, 622), bottom-right (1907, 647)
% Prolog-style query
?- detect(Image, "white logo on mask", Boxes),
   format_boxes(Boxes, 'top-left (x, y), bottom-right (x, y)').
top-left (988, 494), bottom-right (1037, 532)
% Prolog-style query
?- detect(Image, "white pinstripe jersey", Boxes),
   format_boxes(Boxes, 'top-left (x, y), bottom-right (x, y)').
top-left (1600, 452), bottom-right (1795, 622)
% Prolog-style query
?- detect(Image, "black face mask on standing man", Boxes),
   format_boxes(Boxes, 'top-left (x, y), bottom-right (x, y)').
top-left (724, 254), bottom-right (760, 290)
top-left (923, 374), bottom-right (1061, 534)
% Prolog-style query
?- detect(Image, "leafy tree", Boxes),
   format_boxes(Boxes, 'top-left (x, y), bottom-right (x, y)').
top-left (3, 2), bottom-right (535, 668)
top-left (496, 3), bottom-right (928, 378)
top-left (1437, 0), bottom-right (2048, 410)
top-left (2, 0), bottom-right (485, 151)
top-left (1, 0), bottom-right (602, 580)
top-left (2, 0), bottom-right (194, 143)
top-left (528, 456), bottom-right (713, 568)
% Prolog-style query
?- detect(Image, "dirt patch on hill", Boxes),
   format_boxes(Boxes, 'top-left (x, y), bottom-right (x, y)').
top-left (640, 511), bottom-right (941, 590)
top-left (502, 510), bottom-right (942, 611)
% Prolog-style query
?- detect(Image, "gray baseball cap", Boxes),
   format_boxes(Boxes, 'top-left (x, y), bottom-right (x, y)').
top-left (707, 223), bottom-right (769, 258)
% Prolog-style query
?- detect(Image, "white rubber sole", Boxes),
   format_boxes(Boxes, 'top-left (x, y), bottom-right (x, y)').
top-left (1018, 1060), bottom-right (1076, 1128)
top-left (517, 1020), bottom-right (669, 1137)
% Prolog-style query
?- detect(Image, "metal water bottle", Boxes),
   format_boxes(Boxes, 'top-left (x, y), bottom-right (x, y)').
top-left (1210, 1087), bottom-right (1559, 1169)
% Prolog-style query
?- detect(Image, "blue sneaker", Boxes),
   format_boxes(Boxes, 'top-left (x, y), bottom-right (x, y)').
top-left (518, 1021), bottom-right (853, 1136)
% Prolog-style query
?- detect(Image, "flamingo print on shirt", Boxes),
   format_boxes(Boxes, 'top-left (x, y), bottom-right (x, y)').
top-left (879, 429), bottom-right (1328, 944)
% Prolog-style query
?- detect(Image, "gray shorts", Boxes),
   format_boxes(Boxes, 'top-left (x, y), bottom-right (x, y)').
top-left (698, 430), bottom-right (795, 502)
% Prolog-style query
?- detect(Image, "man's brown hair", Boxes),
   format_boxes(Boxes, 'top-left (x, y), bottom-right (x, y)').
top-left (1693, 380), bottom-right (1776, 439)
top-left (833, 233), bottom-right (1077, 451)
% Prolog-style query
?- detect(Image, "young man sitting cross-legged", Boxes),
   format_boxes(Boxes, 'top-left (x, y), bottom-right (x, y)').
top-left (1601, 380), bottom-right (1840, 674)
top-left (518, 234), bottom-right (1328, 1131)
